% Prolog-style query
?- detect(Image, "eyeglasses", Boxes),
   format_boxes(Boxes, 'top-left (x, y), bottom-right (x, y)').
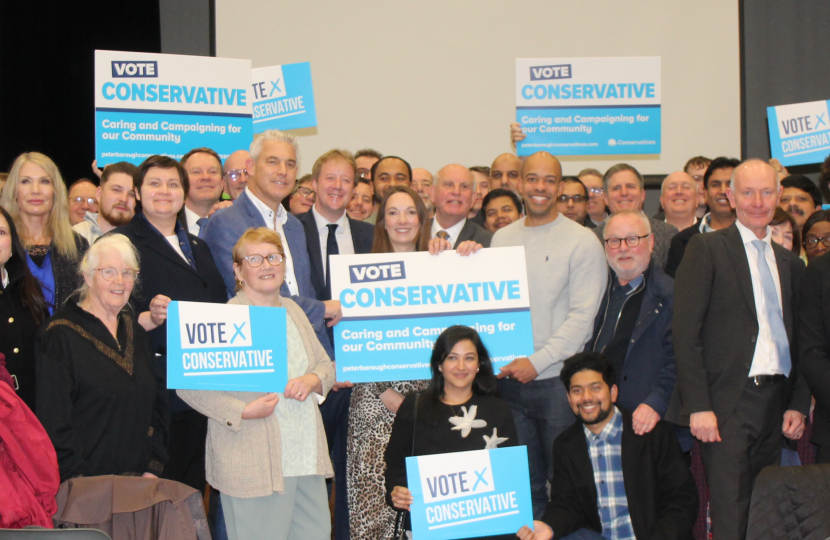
top-left (243, 253), bottom-right (285, 267)
top-left (587, 187), bottom-right (604, 195)
top-left (224, 169), bottom-right (248, 182)
top-left (295, 187), bottom-right (315, 199)
top-left (357, 169), bottom-right (372, 179)
top-left (557, 194), bottom-right (587, 204)
top-left (804, 234), bottom-right (830, 249)
top-left (71, 197), bottom-right (98, 205)
top-left (691, 175), bottom-right (704, 182)
top-left (604, 235), bottom-right (650, 248)
top-left (96, 267), bottom-right (138, 282)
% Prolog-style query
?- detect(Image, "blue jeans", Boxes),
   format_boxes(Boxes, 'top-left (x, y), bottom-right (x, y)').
top-left (498, 376), bottom-right (575, 519)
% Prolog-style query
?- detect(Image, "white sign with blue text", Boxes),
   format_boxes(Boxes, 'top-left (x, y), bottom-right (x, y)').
top-left (251, 63), bottom-right (317, 132)
top-left (166, 301), bottom-right (288, 392)
top-left (767, 99), bottom-right (830, 166)
top-left (95, 50), bottom-right (253, 166)
top-left (516, 57), bottom-right (661, 156)
top-left (329, 247), bottom-right (534, 383)
top-left (407, 447), bottom-right (533, 540)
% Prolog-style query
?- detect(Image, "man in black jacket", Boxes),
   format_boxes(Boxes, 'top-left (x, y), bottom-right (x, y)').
top-left (518, 353), bottom-right (697, 540)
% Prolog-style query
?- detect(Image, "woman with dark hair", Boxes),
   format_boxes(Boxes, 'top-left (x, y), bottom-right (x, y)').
top-left (282, 174), bottom-right (315, 215)
top-left (384, 326), bottom-right (518, 540)
top-left (802, 210), bottom-right (830, 263)
top-left (770, 207), bottom-right (800, 255)
top-left (0, 206), bottom-right (49, 409)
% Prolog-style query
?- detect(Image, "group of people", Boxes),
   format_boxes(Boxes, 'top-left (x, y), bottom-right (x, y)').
top-left (1, 125), bottom-right (830, 540)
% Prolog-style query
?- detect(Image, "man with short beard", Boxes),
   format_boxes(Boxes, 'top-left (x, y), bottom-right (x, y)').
top-left (73, 161), bottom-right (137, 244)
top-left (779, 174), bottom-right (822, 229)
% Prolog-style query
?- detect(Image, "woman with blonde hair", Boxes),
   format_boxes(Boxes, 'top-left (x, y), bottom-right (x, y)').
top-left (1, 152), bottom-right (88, 314)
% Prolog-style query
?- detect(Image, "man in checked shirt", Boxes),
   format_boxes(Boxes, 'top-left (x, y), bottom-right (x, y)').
top-left (518, 353), bottom-right (697, 540)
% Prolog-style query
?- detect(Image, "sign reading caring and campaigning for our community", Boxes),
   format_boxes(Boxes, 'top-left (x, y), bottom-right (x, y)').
top-left (95, 50), bottom-right (253, 166)
top-left (251, 63), bottom-right (317, 132)
top-left (767, 99), bottom-right (830, 167)
top-left (407, 447), bottom-right (533, 540)
top-left (166, 301), bottom-right (288, 393)
top-left (515, 57), bottom-right (661, 156)
top-left (329, 247), bottom-right (534, 383)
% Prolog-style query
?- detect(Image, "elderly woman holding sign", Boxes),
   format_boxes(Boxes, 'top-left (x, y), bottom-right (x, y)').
top-left (348, 185), bottom-right (483, 540)
top-left (178, 227), bottom-right (335, 540)
top-left (384, 325), bottom-right (518, 540)
top-left (35, 234), bottom-right (169, 482)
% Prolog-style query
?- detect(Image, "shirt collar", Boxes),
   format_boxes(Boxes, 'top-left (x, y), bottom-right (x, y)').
top-left (312, 204), bottom-right (350, 235)
top-left (583, 406), bottom-right (623, 443)
top-left (245, 187), bottom-right (287, 227)
top-left (431, 216), bottom-right (466, 242)
top-left (735, 219), bottom-right (772, 246)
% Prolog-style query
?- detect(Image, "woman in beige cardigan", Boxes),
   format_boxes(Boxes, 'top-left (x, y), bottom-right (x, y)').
top-left (178, 227), bottom-right (334, 540)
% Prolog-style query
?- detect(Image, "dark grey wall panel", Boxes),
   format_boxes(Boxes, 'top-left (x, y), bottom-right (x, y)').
top-left (159, 0), bottom-right (213, 56)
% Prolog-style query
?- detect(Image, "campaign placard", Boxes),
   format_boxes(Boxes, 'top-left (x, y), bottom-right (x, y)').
top-left (166, 301), bottom-right (288, 392)
top-left (516, 57), bottom-right (661, 156)
top-left (95, 50), bottom-right (253, 165)
top-left (767, 100), bottom-right (830, 166)
top-left (330, 247), bottom-right (534, 383)
top-left (406, 447), bottom-right (533, 540)
top-left (251, 63), bottom-right (317, 132)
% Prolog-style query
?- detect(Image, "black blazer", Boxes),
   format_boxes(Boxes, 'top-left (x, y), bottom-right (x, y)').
top-left (667, 223), bottom-right (810, 426)
top-left (664, 222), bottom-right (700, 278)
top-left (543, 409), bottom-right (697, 540)
top-left (296, 209), bottom-right (374, 301)
top-left (798, 251), bottom-right (830, 446)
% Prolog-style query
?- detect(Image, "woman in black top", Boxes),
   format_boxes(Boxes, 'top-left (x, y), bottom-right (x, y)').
top-left (36, 234), bottom-right (168, 482)
top-left (385, 326), bottom-right (519, 540)
top-left (0, 207), bottom-right (48, 409)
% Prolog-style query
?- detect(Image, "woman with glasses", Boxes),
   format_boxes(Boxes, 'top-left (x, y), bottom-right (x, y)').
top-left (802, 210), bottom-right (830, 263)
top-left (111, 154), bottom-right (227, 492)
top-left (35, 234), bottom-right (169, 482)
top-left (179, 228), bottom-right (335, 540)
top-left (0, 152), bottom-right (89, 316)
top-left (282, 174), bottom-right (315, 215)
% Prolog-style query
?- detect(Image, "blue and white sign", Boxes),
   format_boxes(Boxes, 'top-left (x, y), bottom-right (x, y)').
top-left (330, 247), bottom-right (534, 383)
top-left (251, 63), bottom-right (317, 132)
top-left (406, 447), bottom-right (533, 540)
top-left (767, 100), bottom-right (830, 166)
top-left (166, 301), bottom-right (288, 392)
top-left (95, 50), bottom-right (253, 166)
top-left (516, 57), bottom-right (661, 156)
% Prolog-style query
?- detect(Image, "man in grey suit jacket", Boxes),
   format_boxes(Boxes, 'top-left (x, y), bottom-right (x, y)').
top-left (200, 130), bottom-right (340, 361)
top-left (668, 159), bottom-right (810, 540)
top-left (429, 164), bottom-right (493, 247)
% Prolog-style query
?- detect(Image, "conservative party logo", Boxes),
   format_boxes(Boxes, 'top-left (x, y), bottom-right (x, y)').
top-left (178, 302), bottom-right (252, 350)
top-left (111, 61), bottom-right (158, 78)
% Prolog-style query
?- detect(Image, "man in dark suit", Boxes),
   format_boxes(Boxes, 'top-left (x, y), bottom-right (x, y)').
top-left (518, 353), bottom-right (697, 540)
top-left (798, 252), bottom-right (830, 464)
top-left (200, 130), bottom-right (340, 360)
top-left (665, 157), bottom-right (739, 277)
top-left (296, 149), bottom-right (373, 540)
top-left (430, 164), bottom-right (493, 248)
top-left (668, 159), bottom-right (810, 540)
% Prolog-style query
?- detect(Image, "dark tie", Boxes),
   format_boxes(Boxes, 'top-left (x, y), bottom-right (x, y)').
top-left (325, 223), bottom-right (339, 300)
top-left (752, 240), bottom-right (791, 376)
top-left (196, 217), bottom-right (208, 232)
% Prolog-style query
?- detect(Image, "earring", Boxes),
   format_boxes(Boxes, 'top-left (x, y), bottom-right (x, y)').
top-left (476, 368), bottom-right (479, 372)
top-left (438, 367), bottom-right (443, 372)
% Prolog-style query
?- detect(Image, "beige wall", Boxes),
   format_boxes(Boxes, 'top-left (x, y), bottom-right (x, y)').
top-left (217, 0), bottom-right (740, 176)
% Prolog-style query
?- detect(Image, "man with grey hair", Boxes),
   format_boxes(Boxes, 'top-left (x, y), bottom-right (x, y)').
top-left (593, 163), bottom-right (678, 270)
top-left (586, 210), bottom-right (677, 437)
top-left (201, 129), bottom-right (340, 361)
top-left (430, 164), bottom-right (492, 247)
top-left (660, 171), bottom-right (699, 231)
top-left (411, 167), bottom-right (434, 217)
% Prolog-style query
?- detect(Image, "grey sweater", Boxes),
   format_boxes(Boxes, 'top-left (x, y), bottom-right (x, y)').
top-left (492, 214), bottom-right (607, 379)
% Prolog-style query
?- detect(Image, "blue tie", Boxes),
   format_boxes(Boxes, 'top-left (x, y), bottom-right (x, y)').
top-left (752, 240), bottom-right (791, 376)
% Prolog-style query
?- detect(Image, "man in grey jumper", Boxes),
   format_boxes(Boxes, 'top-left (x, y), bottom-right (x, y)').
top-left (492, 151), bottom-right (607, 519)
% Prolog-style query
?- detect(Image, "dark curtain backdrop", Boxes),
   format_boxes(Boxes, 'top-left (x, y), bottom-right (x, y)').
top-left (0, 1), bottom-right (161, 184)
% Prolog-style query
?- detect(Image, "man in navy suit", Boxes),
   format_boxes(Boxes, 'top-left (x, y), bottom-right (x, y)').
top-left (297, 149), bottom-right (373, 540)
top-left (200, 130), bottom-right (341, 360)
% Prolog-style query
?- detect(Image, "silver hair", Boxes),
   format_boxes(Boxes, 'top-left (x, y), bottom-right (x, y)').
top-left (603, 210), bottom-right (652, 238)
top-left (249, 130), bottom-right (300, 164)
top-left (77, 234), bottom-right (140, 304)
top-left (602, 163), bottom-right (645, 193)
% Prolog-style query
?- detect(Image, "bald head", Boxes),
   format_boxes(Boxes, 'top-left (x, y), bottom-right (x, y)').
top-left (490, 153), bottom-right (523, 193)
top-left (519, 152), bottom-right (562, 223)
top-left (432, 164), bottom-right (475, 228)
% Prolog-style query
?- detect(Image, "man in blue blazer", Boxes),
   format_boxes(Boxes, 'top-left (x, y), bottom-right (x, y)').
top-left (296, 149), bottom-right (373, 540)
top-left (200, 131), bottom-right (340, 360)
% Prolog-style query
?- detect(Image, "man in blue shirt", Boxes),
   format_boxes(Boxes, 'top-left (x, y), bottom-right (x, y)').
top-left (518, 353), bottom-right (696, 540)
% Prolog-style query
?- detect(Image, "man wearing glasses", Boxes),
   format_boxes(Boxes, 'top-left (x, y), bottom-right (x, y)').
top-left (587, 210), bottom-right (677, 440)
top-left (67, 178), bottom-right (99, 226)
top-left (556, 177), bottom-right (593, 227)
top-left (222, 149), bottom-right (251, 200)
top-left (577, 168), bottom-right (608, 226)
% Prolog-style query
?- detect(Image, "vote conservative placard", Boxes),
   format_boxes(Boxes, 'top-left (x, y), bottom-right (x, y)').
top-left (329, 247), bottom-right (534, 383)
top-left (767, 99), bottom-right (830, 167)
top-left (166, 301), bottom-right (288, 392)
top-left (515, 57), bottom-right (661, 156)
top-left (251, 63), bottom-right (317, 132)
top-left (95, 50), bottom-right (253, 166)
top-left (406, 447), bottom-right (533, 540)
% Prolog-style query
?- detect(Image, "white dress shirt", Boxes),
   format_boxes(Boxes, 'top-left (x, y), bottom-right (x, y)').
top-left (430, 217), bottom-right (466, 246)
top-left (245, 187), bottom-right (300, 296)
top-left (183, 205), bottom-right (203, 236)
top-left (735, 220), bottom-right (787, 377)
top-left (311, 206), bottom-right (355, 282)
